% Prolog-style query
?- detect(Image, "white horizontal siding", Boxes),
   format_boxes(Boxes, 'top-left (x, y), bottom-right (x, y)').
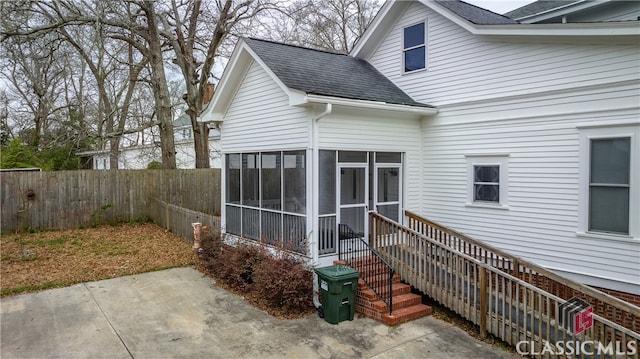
top-left (419, 87), bottom-right (640, 292)
top-left (368, 2), bottom-right (640, 107)
top-left (222, 61), bottom-right (309, 152)
top-left (318, 110), bottom-right (423, 213)
top-left (365, 2), bottom-right (640, 291)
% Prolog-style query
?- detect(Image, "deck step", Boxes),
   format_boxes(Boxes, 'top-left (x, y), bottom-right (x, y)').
top-left (381, 304), bottom-right (433, 326)
top-left (371, 293), bottom-right (422, 312)
top-left (360, 283), bottom-right (411, 300)
top-left (358, 274), bottom-right (401, 288)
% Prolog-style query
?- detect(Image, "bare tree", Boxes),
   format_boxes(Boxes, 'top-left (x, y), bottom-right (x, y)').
top-left (0, 33), bottom-right (67, 148)
top-left (1, 0), bottom-right (178, 169)
top-left (273, 0), bottom-right (381, 53)
top-left (158, 0), bottom-right (277, 168)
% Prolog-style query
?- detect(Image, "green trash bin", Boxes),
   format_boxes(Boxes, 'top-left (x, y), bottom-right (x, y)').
top-left (315, 265), bottom-right (359, 324)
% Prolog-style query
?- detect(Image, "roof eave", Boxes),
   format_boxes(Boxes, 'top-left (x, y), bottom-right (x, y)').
top-left (351, 0), bottom-right (640, 59)
top-left (513, 0), bottom-right (605, 23)
top-left (299, 94), bottom-right (438, 116)
top-left (472, 22), bottom-right (640, 36)
top-left (200, 38), bottom-right (303, 124)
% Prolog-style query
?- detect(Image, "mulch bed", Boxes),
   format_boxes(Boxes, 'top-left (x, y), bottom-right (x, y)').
top-left (1, 223), bottom-right (196, 296)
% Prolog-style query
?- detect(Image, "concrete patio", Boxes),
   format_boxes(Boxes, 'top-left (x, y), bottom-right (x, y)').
top-left (1, 267), bottom-right (519, 358)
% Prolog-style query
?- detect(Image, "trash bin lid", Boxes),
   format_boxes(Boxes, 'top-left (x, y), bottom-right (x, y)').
top-left (314, 265), bottom-right (359, 280)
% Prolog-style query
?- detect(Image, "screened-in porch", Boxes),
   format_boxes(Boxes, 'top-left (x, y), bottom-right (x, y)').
top-left (225, 151), bottom-right (307, 253)
top-left (317, 151), bottom-right (402, 255)
top-left (223, 149), bottom-right (403, 258)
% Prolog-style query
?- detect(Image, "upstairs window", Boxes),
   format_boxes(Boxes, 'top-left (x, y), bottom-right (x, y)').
top-left (403, 22), bottom-right (426, 72)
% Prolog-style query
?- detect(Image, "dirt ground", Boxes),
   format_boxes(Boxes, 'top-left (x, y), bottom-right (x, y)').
top-left (1, 223), bottom-right (196, 296)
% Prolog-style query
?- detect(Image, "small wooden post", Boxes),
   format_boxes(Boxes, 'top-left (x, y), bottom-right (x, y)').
top-left (192, 222), bottom-right (202, 251)
top-left (480, 266), bottom-right (488, 338)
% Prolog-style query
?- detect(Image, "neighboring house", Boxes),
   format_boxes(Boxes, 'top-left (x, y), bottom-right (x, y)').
top-left (79, 83), bottom-right (222, 170)
top-left (77, 119), bottom-right (221, 170)
top-left (505, 0), bottom-right (640, 23)
top-left (200, 0), bottom-right (639, 303)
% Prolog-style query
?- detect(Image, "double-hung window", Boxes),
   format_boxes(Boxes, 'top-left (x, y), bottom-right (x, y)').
top-left (466, 155), bottom-right (509, 209)
top-left (403, 22), bottom-right (426, 73)
top-left (578, 124), bottom-right (638, 240)
top-left (589, 138), bottom-right (630, 234)
top-left (474, 165), bottom-right (500, 203)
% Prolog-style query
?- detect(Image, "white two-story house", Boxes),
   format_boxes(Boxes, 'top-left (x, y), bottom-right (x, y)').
top-left (201, 0), bottom-right (640, 305)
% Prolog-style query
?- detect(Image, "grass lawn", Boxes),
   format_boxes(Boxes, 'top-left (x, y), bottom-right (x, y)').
top-left (1, 223), bottom-right (196, 296)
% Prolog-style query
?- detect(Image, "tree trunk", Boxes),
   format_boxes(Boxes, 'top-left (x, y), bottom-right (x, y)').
top-left (143, 1), bottom-right (176, 170)
top-left (193, 119), bottom-right (210, 168)
top-left (109, 137), bottom-right (120, 169)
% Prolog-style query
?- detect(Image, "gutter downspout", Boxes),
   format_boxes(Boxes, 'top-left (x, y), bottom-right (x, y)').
top-left (311, 103), bottom-right (332, 309)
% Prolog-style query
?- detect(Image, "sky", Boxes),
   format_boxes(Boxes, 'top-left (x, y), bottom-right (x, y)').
top-left (465, 0), bottom-right (533, 14)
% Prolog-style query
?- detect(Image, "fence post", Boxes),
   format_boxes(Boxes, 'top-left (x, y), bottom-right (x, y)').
top-left (480, 266), bottom-right (487, 338)
top-left (164, 202), bottom-right (170, 231)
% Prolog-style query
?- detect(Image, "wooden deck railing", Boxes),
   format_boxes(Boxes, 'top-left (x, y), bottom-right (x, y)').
top-left (370, 212), bottom-right (640, 358)
top-left (404, 210), bottom-right (639, 334)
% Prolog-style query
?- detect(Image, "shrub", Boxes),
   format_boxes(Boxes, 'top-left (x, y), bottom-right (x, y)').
top-left (253, 254), bottom-right (313, 312)
top-left (217, 244), bottom-right (267, 292)
top-left (199, 231), bottom-right (225, 275)
top-left (146, 161), bottom-right (162, 169)
top-left (198, 232), bottom-right (314, 315)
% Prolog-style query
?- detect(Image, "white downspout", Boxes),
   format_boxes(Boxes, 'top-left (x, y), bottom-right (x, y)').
top-left (311, 103), bottom-right (332, 309)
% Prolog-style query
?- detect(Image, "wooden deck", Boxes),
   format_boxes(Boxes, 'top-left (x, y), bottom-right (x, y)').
top-left (370, 211), bottom-right (640, 358)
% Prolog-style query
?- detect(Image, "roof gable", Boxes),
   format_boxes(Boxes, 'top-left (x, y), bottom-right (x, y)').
top-left (201, 37), bottom-right (436, 123)
top-left (243, 38), bottom-right (429, 108)
top-left (352, 0), bottom-right (639, 59)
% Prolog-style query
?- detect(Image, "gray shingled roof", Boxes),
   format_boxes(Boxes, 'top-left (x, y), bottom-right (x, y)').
top-left (504, 1), bottom-right (576, 19)
top-left (436, 0), bottom-right (519, 24)
top-left (243, 38), bottom-right (433, 108)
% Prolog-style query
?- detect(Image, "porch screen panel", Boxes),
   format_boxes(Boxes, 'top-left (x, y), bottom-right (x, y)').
top-left (261, 152), bottom-right (281, 210)
top-left (319, 215), bottom-right (336, 255)
top-left (261, 210), bottom-right (282, 246)
top-left (376, 152), bottom-right (401, 163)
top-left (377, 204), bottom-right (399, 223)
top-left (377, 168), bottom-right (399, 202)
top-left (242, 207), bottom-right (259, 240)
top-left (226, 154), bottom-right (241, 204)
top-left (242, 153), bottom-right (259, 207)
top-left (338, 151), bottom-right (367, 163)
top-left (283, 151), bottom-right (306, 214)
top-left (283, 214), bottom-right (306, 253)
top-left (340, 207), bottom-right (365, 237)
top-left (340, 168), bottom-right (366, 205)
top-left (319, 150), bottom-right (336, 215)
top-left (226, 205), bottom-right (241, 236)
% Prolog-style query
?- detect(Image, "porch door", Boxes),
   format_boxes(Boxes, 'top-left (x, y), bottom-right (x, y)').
top-left (338, 164), bottom-right (368, 240)
top-left (374, 164), bottom-right (401, 222)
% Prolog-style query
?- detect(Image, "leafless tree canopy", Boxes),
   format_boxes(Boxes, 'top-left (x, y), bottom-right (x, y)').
top-left (0, 0), bottom-right (381, 169)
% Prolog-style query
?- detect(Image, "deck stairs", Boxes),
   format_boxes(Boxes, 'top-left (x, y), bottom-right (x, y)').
top-left (335, 257), bottom-right (432, 326)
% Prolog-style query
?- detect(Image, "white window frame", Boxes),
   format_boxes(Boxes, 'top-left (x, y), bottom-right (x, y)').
top-left (465, 154), bottom-right (509, 210)
top-left (577, 124), bottom-right (639, 241)
top-left (402, 20), bottom-right (427, 74)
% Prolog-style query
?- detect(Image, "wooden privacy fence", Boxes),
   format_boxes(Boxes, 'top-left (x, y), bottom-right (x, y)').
top-left (370, 212), bottom-right (640, 358)
top-left (0, 169), bottom-right (220, 233)
top-left (150, 197), bottom-right (221, 242)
